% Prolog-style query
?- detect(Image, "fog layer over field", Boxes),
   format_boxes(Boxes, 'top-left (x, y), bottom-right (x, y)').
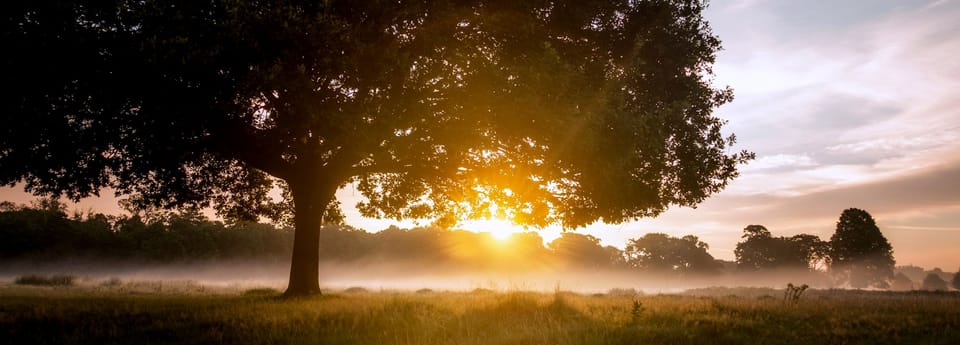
top-left (0, 259), bottom-right (835, 294)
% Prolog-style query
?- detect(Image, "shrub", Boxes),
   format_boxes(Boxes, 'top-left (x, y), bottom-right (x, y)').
top-left (15, 274), bottom-right (75, 286)
top-left (606, 287), bottom-right (640, 297)
top-left (344, 286), bottom-right (369, 293)
top-left (101, 277), bottom-right (123, 286)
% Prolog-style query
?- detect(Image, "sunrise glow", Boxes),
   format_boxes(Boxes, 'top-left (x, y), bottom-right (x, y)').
top-left (460, 218), bottom-right (522, 241)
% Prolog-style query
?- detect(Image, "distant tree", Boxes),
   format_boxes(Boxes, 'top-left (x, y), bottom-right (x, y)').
top-left (30, 198), bottom-right (68, 217)
top-left (734, 225), bottom-right (828, 270)
top-left (0, 202), bottom-right (72, 257)
top-left (0, 201), bottom-right (21, 212)
top-left (549, 233), bottom-right (619, 270)
top-left (829, 208), bottom-right (895, 289)
top-left (921, 273), bottom-right (948, 291)
top-left (896, 265), bottom-right (926, 283)
top-left (625, 233), bottom-right (720, 274)
top-left (890, 273), bottom-right (914, 291)
top-left (788, 234), bottom-right (830, 270)
top-left (603, 245), bottom-right (629, 269)
top-left (734, 225), bottom-right (775, 269)
top-left (317, 225), bottom-right (374, 262)
top-left (506, 231), bottom-right (553, 268)
top-left (3, 1), bottom-right (751, 295)
top-left (952, 269), bottom-right (960, 291)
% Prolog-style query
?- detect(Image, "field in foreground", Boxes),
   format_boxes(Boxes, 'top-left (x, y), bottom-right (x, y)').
top-left (1, 283), bottom-right (958, 345)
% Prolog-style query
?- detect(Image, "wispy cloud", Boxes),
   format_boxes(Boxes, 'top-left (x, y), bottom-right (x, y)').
top-left (742, 154), bottom-right (817, 172)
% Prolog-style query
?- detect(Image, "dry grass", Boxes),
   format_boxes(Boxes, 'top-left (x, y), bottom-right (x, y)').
top-left (0, 281), bottom-right (957, 344)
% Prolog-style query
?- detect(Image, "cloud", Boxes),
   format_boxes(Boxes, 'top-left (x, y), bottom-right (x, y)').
top-left (707, 0), bottom-right (960, 198)
top-left (825, 131), bottom-right (959, 156)
top-left (742, 154), bottom-right (817, 172)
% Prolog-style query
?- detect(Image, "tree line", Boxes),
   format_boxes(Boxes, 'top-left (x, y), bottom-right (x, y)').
top-left (1, 199), bottom-right (957, 290)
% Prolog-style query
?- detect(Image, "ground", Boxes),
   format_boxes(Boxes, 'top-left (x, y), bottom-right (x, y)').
top-left (0, 280), bottom-right (958, 344)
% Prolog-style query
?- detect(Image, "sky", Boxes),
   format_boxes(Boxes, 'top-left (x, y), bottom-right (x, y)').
top-left (2, 0), bottom-right (958, 270)
top-left (587, 0), bottom-right (960, 269)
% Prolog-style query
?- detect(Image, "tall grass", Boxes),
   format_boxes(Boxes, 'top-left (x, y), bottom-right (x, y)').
top-left (0, 286), bottom-right (957, 344)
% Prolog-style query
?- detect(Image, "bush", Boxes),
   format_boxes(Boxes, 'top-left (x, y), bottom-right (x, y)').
top-left (606, 287), bottom-right (640, 297)
top-left (344, 286), bottom-right (369, 293)
top-left (15, 274), bottom-right (75, 286)
top-left (101, 277), bottom-right (122, 287)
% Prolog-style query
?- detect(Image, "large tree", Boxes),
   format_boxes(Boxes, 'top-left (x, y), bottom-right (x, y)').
top-left (2, 0), bottom-right (750, 295)
top-left (829, 208), bottom-right (895, 289)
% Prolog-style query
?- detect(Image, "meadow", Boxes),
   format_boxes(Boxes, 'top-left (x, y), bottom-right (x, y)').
top-left (1, 278), bottom-right (958, 344)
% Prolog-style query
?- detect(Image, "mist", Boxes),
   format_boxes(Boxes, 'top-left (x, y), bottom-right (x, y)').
top-left (0, 258), bottom-right (838, 295)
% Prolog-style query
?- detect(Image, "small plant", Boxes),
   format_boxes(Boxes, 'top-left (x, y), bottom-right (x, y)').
top-left (783, 283), bottom-right (809, 304)
top-left (631, 299), bottom-right (645, 323)
top-left (15, 274), bottom-right (75, 286)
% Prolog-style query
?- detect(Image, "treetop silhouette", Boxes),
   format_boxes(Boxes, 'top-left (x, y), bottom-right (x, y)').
top-left (829, 208), bottom-right (895, 289)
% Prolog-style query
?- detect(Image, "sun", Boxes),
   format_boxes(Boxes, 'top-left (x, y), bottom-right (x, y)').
top-left (461, 218), bottom-right (521, 241)
top-left (489, 225), bottom-right (514, 241)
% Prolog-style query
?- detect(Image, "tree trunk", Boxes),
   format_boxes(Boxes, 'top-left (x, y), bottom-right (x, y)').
top-left (283, 178), bottom-right (334, 297)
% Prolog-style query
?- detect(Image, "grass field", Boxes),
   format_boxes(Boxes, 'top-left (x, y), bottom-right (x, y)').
top-left (1, 280), bottom-right (958, 344)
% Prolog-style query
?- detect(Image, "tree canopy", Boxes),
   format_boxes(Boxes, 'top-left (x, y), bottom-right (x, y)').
top-left (734, 225), bottom-right (829, 271)
top-left (624, 233), bottom-right (720, 274)
top-left (890, 272), bottom-right (913, 291)
top-left (829, 208), bottom-right (895, 289)
top-left (3, 0), bottom-right (750, 295)
top-left (548, 232), bottom-right (626, 269)
top-left (921, 273), bottom-right (948, 292)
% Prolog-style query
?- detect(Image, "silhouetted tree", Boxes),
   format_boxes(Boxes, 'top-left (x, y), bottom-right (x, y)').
top-left (788, 234), bottom-right (830, 270)
top-left (3, 0), bottom-right (751, 295)
top-left (0, 201), bottom-right (19, 212)
top-left (0, 200), bottom-right (298, 261)
top-left (890, 272), bottom-right (914, 291)
top-left (952, 269), bottom-right (960, 290)
top-left (734, 225), bottom-right (776, 269)
top-left (734, 225), bottom-right (828, 270)
top-left (548, 233), bottom-right (620, 270)
top-left (507, 231), bottom-right (553, 269)
top-left (896, 265), bottom-right (926, 283)
top-left (0, 202), bottom-right (72, 257)
top-left (318, 225), bottom-right (375, 262)
top-left (829, 208), bottom-right (895, 289)
top-left (625, 233), bottom-right (720, 274)
top-left (921, 273), bottom-right (948, 291)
